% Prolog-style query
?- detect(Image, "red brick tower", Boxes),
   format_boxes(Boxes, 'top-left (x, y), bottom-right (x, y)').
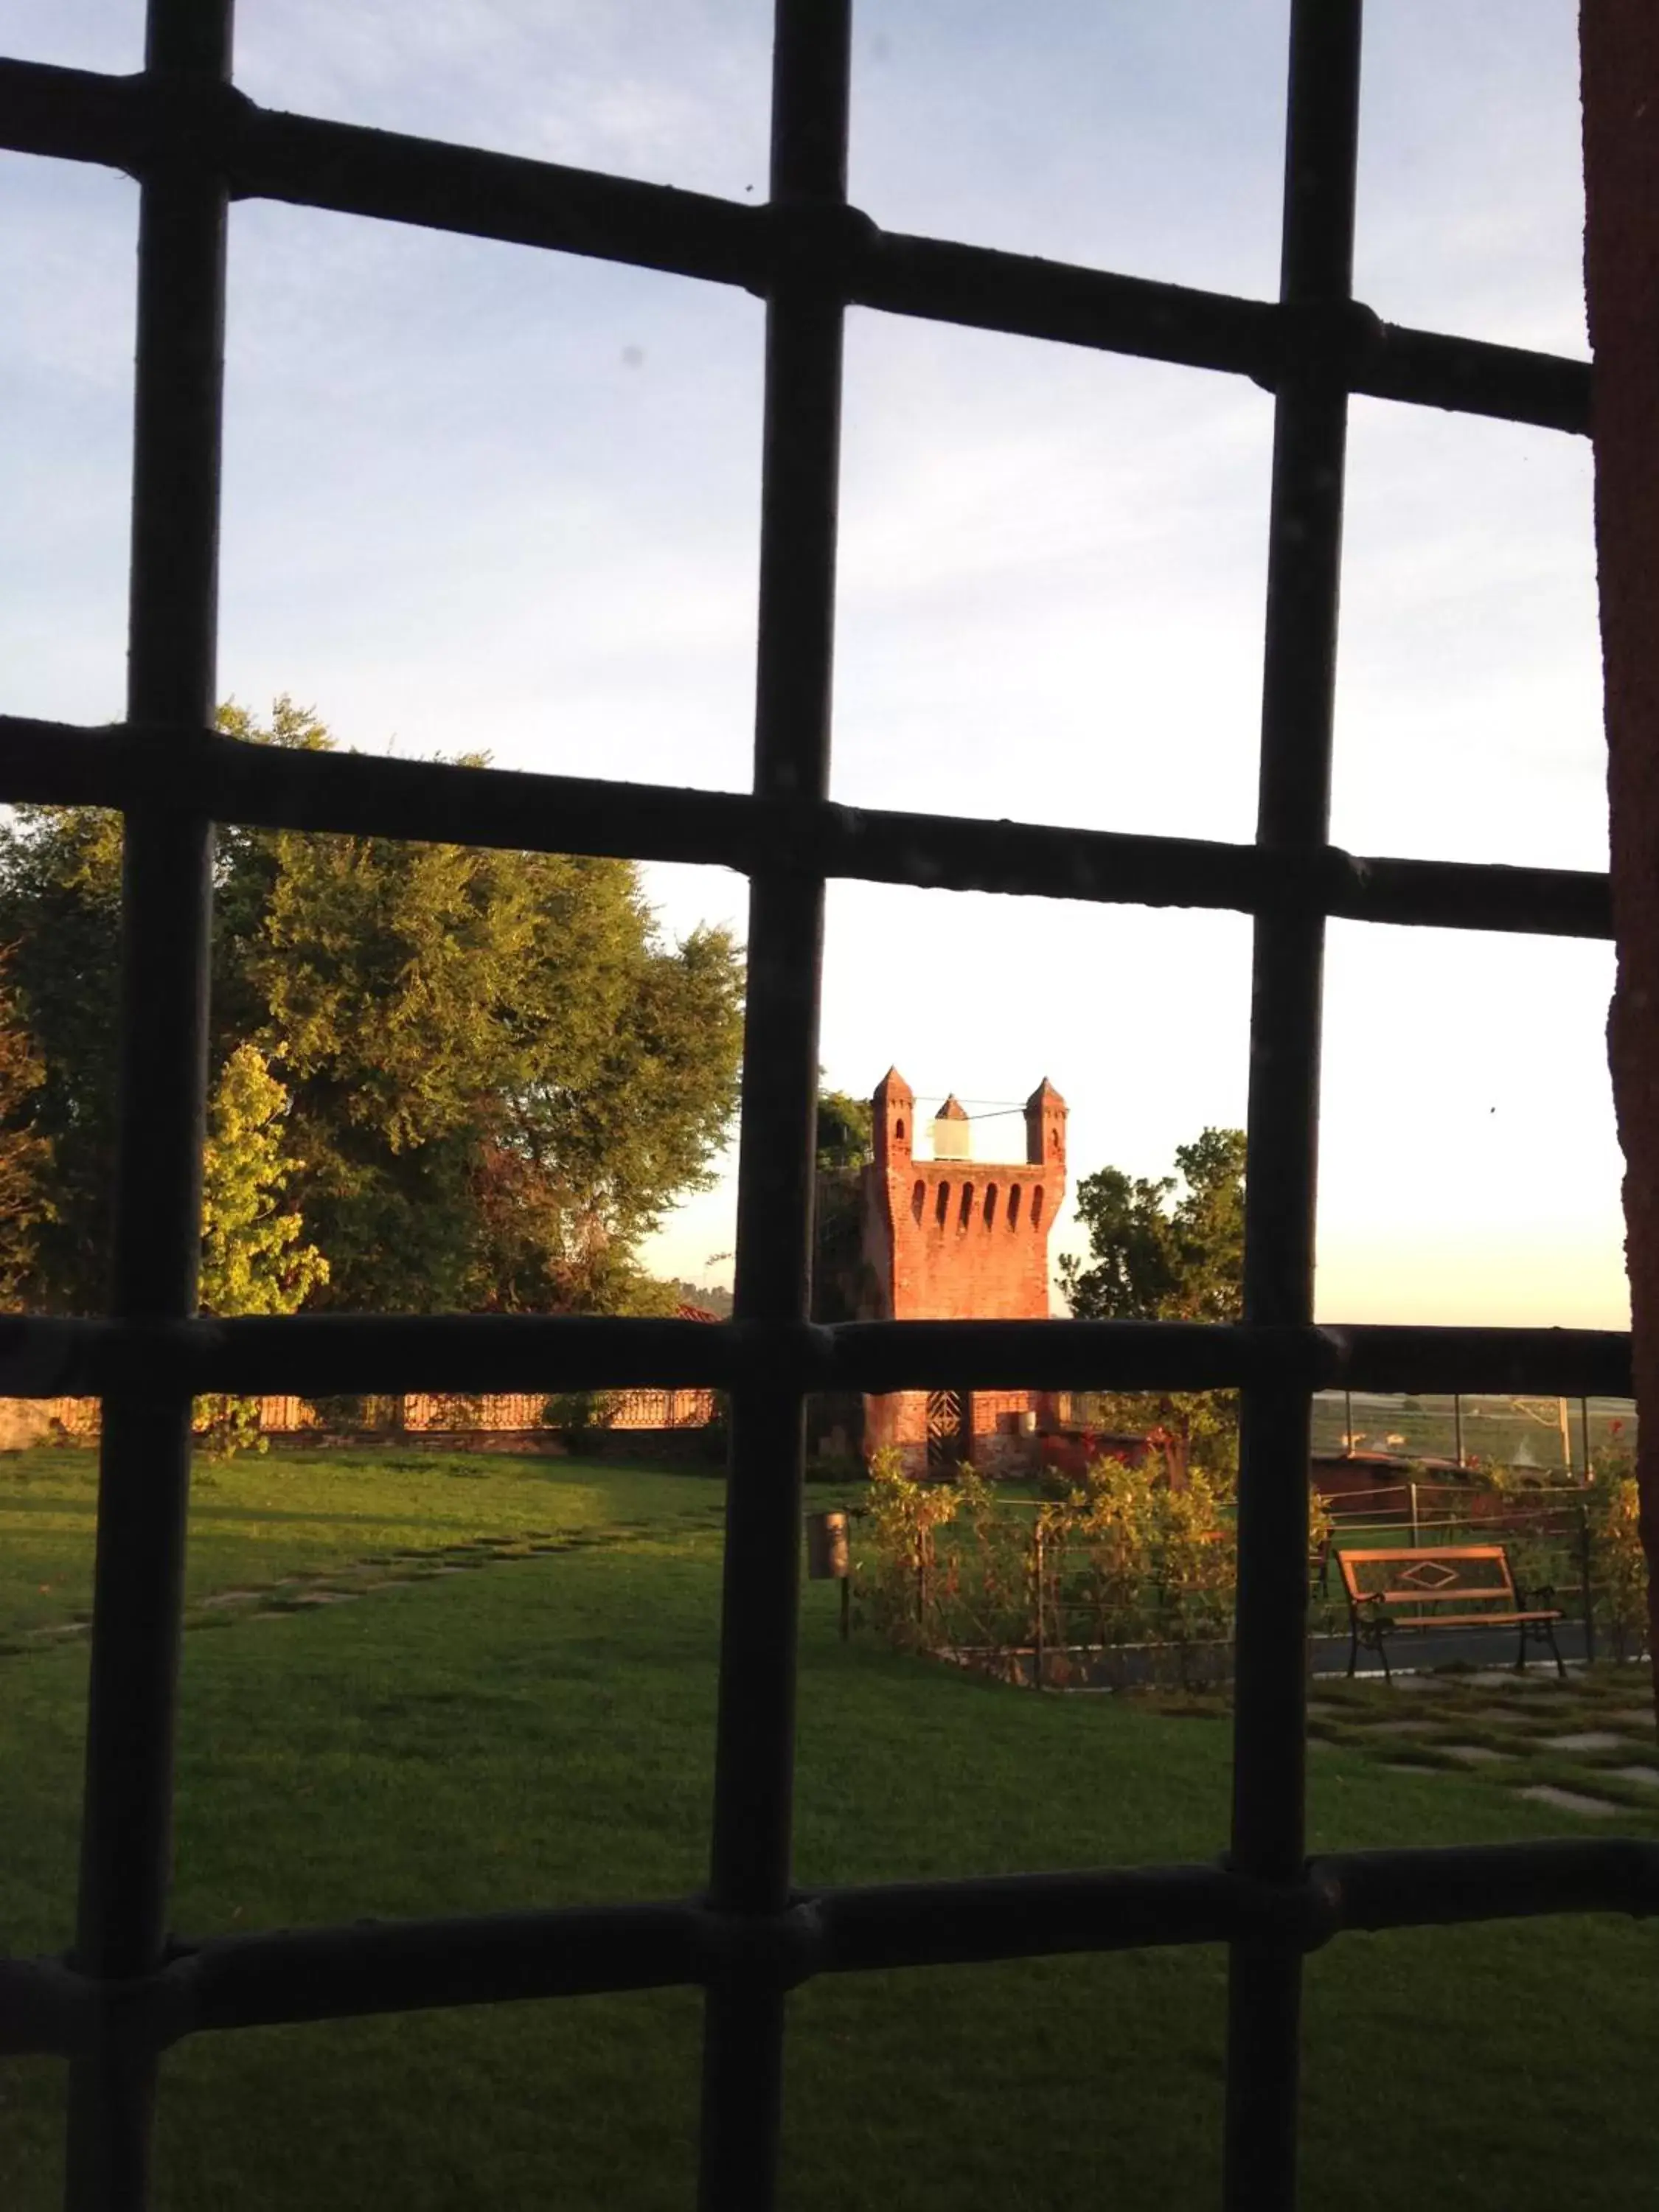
top-left (860, 1071), bottom-right (1066, 1470)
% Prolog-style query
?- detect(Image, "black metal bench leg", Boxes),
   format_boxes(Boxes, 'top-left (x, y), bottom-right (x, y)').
top-left (1346, 1618), bottom-right (1359, 1678)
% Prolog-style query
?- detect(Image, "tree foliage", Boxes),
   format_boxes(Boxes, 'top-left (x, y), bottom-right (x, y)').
top-left (0, 948), bottom-right (53, 1307)
top-left (196, 1043), bottom-right (330, 1456)
top-left (812, 1088), bottom-right (878, 1324)
top-left (815, 1089), bottom-right (872, 1170)
top-left (0, 698), bottom-right (745, 1317)
top-left (1058, 1127), bottom-right (1245, 1324)
top-left (1057, 1127), bottom-right (1246, 1484)
top-left (199, 1043), bottom-right (330, 1320)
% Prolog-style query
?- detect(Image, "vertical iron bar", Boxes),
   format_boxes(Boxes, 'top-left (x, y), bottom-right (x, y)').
top-left (63, 6), bottom-right (232, 2207)
top-left (1453, 1391), bottom-right (1464, 1470)
top-left (698, 5), bottom-right (850, 2206)
top-left (1579, 1502), bottom-right (1596, 1668)
top-left (1034, 1520), bottom-right (1046, 1691)
top-left (1225, 4), bottom-right (1363, 2208)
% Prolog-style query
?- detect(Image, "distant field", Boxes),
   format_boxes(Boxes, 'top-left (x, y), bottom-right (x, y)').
top-left (3, 1443), bottom-right (1658, 2209)
top-left (1310, 1391), bottom-right (1635, 1475)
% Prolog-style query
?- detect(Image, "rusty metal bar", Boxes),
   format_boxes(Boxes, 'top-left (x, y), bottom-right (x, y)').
top-left (7, 1839), bottom-right (1658, 2063)
top-left (1225, 4), bottom-right (1365, 2204)
top-left (61, 5), bottom-right (232, 2204)
top-left (0, 1314), bottom-right (1632, 1404)
top-left (0, 714), bottom-right (1616, 941)
top-left (697, 6), bottom-right (851, 2204)
top-left (0, 57), bottom-right (1590, 434)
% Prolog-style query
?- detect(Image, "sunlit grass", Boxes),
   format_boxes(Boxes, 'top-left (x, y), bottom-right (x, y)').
top-left (1, 1447), bottom-right (1655, 2209)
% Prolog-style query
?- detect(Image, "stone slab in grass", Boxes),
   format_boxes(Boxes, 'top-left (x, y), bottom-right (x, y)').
top-left (1383, 1674), bottom-right (1452, 1693)
top-left (1352, 1718), bottom-right (1431, 1736)
top-left (1468, 1671), bottom-right (1564, 1691)
top-left (1541, 1731), bottom-right (1628, 1753)
top-left (1516, 1784), bottom-right (1622, 1818)
top-left (1610, 1765), bottom-right (1659, 1789)
top-left (1607, 1709), bottom-right (1657, 1729)
top-left (1441, 1743), bottom-right (1517, 1764)
top-left (1384, 1761), bottom-right (1440, 1775)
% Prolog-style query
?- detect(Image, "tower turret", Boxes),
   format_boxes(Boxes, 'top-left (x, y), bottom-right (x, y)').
top-left (872, 1067), bottom-right (914, 1172)
top-left (1024, 1077), bottom-right (1067, 1167)
top-left (931, 1093), bottom-right (971, 1161)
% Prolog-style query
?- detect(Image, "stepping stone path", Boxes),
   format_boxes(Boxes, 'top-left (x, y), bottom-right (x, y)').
top-left (1541, 1731), bottom-right (1628, 1753)
top-left (1441, 1743), bottom-right (1517, 1764)
top-left (1610, 1765), bottom-right (1659, 1790)
top-left (1516, 1784), bottom-right (1621, 1818)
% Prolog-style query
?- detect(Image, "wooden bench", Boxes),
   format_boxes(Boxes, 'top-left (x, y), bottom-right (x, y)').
top-left (1335, 1545), bottom-right (1565, 1682)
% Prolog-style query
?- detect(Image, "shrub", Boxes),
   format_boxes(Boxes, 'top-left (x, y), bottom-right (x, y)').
top-left (1589, 1471), bottom-right (1649, 1662)
top-left (854, 1448), bottom-right (1243, 1685)
top-left (542, 1391), bottom-right (622, 1447)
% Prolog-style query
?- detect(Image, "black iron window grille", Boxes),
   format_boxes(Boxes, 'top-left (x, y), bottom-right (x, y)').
top-left (0, 5), bottom-right (1645, 2208)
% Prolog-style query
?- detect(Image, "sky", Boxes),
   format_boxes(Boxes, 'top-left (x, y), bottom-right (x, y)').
top-left (0, 1), bottom-right (1624, 1328)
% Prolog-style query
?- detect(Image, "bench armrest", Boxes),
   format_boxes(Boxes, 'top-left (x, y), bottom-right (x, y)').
top-left (1349, 1590), bottom-right (1393, 1630)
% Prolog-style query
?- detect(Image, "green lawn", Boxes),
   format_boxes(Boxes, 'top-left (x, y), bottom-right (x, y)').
top-left (2, 1446), bottom-right (1657, 2211)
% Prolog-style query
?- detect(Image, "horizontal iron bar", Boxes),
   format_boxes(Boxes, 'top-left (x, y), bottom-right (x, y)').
top-left (0, 719), bottom-right (1615, 941)
top-left (0, 1315), bottom-right (1631, 1401)
top-left (0, 59), bottom-right (1590, 434)
top-left (1313, 1840), bottom-right (1659, 1933)
top-left (6, 1837), bottom-right (1655, 2057)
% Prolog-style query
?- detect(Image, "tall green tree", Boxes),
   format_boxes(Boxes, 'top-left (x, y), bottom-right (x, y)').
top-left (1059, 1128), bottom-right (1245, 1324)
top-left (0, 698), bottom-right (745, 1316)
top-left (0, 948), bottom-right (53, 1307)
top-left (1058, 1127), bottom-right (1246, 1484)
top-left (196, 1042), bottom-right (330, 1455)
top-left (815, 1088), bottom-right (872, 1170)
top-left (199, 1043), bottom-right (330, 1321)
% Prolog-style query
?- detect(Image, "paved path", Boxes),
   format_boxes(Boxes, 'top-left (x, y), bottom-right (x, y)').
top-left (1312, 1621), bottom-right (1590, 1678)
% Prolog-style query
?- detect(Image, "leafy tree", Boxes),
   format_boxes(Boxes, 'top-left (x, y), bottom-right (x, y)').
top-left (813, 1088), bottom-right (877, 1324)
top-left (0, 948), bottom-right (53, 1307)
top-left (199, 1043), bottom-right (330, 1320)
top-left (1059, 1127), bottom-right (1245, 1324)
top-left (0, 807), bottom-right (122, 1307)
top-left (195, 1043), bottom-right (329, 1455)
top-left (1058, 1127), bottom-right (1246, 1485)
top-left (815, 1088), bottom-right (872, 1170)
top-left (0, 698), bottom-right (745, 1317)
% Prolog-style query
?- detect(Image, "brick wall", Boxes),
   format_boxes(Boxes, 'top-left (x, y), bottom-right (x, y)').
top-left (859, 1070), bottom-right (1065, 1470)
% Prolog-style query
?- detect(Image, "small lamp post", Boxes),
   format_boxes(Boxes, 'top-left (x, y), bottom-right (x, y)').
top-left (805, 1509), bottom-right (852, 1640)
